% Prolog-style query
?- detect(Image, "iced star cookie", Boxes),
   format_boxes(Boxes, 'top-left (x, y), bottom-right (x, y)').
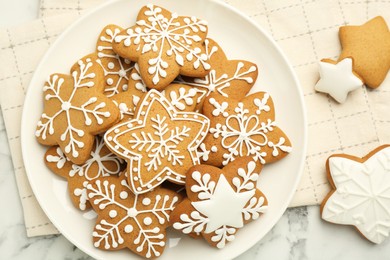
top-left (96, 24), bottom-right (134, 97)
top-left (113, 4), bottom-right (210, 90)
top-left (200, 92), bottom-right (292, 167)
top-left (171, 157), bottom-right (268, 248)
top-left (338, 16), bottom-right (390, 88)
top-left (35, 54), bottom-right (120, 164)
top-left (104, 89), bottom-right (210, 194)
top-left (87, 174), bottom-right (182, 258)
top-left (175, 38), bottom-right (258, 111)
top-left (315, 58), bottom-right (363, 103)
top-left (45, 136), bottom-right (124, 210)
top-left (321, 145), bottom-right (390, 244)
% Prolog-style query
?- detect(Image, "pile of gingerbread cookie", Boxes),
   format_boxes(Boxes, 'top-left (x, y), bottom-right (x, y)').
top-left (35, 4), bottom-right (292, 258)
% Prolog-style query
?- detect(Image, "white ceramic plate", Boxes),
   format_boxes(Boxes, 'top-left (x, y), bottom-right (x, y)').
top-left (21, 0), bottom-right (307, 259)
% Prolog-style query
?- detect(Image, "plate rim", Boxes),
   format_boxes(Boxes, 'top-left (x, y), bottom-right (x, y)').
top-left (21, 0), bottom-right (308, 259)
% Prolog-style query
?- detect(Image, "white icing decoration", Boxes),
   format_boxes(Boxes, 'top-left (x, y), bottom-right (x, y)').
top-left (46, 147), bottom-right (69, 169)
top-left (36, 60), bottom-right (112, 159)
top-left (120, 191), bottom-right (128, 200)
top-left (97, 27), bottom-right (134, 97)
top-left (142, 198), bottom-right (151, 206)
top-left (168, 87), bottom-right (197, 111)
top-left (104, 89), bottom-right (210, 194)
top-left (109, 209), bottom-right (118, 218)
top-left (114, 4), bottom-right (209, 85)
top-left (174, 39), bottom-right (257, 105)
top-left (88, 178), bottom-right (179, 257)
top-left (68, 137), bottom-right (123, 180)
top-left (322, 147), bottom-right (390, 244)
top-left (173, 161), bottom-right (267, 248)
top-left (74, 181), bottom-right (89, 211)
top-left (208, 96), bottom-right (292, 165)
top-left (314, 58), bottom-right (363, 103)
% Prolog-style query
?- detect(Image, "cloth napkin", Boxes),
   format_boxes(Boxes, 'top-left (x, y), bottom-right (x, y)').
top-left (1, 0), bottom-right (390, 237)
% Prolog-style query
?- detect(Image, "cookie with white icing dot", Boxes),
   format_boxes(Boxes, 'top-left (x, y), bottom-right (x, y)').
top-left (104, 89), bottom-right (210, 194)
top-left (87, 173), bottom-right (182, 258)
top-left (96, 24), bottom-right (134, 97)
top-left (113, 4), bottom-right (210, 90)
top-left (321, 145), bottom-right (390, 244)
top-left (200, 92), bottom-right (292, 167)
top-left (171, 157), bottom-right (268, 248)
top-left (44, 136), bottom-right (124, 211)
top-left (35, 54), bottom-right (120, 164)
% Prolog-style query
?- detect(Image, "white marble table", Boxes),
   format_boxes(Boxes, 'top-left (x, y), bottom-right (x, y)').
top-left (1, 1), bottom-right (390, 259)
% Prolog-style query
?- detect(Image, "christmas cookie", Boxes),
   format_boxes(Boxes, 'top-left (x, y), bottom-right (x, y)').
top-left (162, 84), bottom-right (200, 112)
top-left (96, 24), bottom-right (134, 97)
top-left (45, 136), bottom-right (124, 210)
top-left (87, 174), bottom-right (182, 258)
top-left (171, 157), bottom-right (268, 248)
top-left (113, 4), bottom-right (210, 90)
top-left (315, 58), bottom-right (363, 103)
top-left (321, 145), bottom-right (390, 244)
top-left (338, 16), bottom-right (390, 88)
top-left (104, 89), bottom-right (210, 194)
top-left (35, 54), bottom-right (120, 164)
top-left (175, 38), bottom-right (258, 111)
top-left (200, 92), bottom-right (292, 167)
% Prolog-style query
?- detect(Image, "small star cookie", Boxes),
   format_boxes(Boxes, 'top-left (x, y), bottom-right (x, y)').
top-left (315, 58), bottom-right (363, 103)
top-left (338, 16), bottom-right (390, 88)
top-left (200, 92), bottom-right (292, 167)
top-left (171, 157), bottom-right (268, 248)
top-left (87, 174), bottom-right (182, 258)
top-left (113, 4), bottom-right (210, 90)
top-left (45, 136), bottom-right (124, 210)
top-left (35, 54), bottom-right (120, 164)
top-left (321, 145), bottom-right (390, 244)
top-left (175, 38), bottom-right (258, 111)
top-left (104, 89), bottom-right (210, 194)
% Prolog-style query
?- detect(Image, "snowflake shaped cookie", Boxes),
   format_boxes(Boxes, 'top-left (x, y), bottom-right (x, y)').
top-left (45, 136), bottom-right (124, 211)
top-left (175, 38), bottom-right (258, 111)
top-left (87, 174), bottom-right (182, 258)
top-left (96, 24), bottom-right (134, 97)
top-left (104, 89), bottom-right (210, 194)
top-left (35, 54), bottom-right (120, 164)
top-left (201, 92), bottom-right (292, 167)
top-left (113, 4), bottom-right (210, 90)
top-left (171, 157), bottom-right (268, 248)
top-left (321, 145), bottom-right (390, 244)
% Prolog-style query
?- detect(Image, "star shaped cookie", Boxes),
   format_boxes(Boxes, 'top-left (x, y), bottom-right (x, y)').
top-left (321, 145), bottom-right (390, 244)
top-left (171, 157), bottom-right (268, 248)
top-left (104, 89), bottom-right (210, 194)
top-left (113, 4), bottom-right (210, 90)
top-left (200, 92), bottom-right (292, 167)
top-left (174, 38), bottom-right (258, 111)
top-left (45, 136), bottom-right (124, 210)
top-left (87, 174), bottom-right (182, 258)
top-left (315, 58), bottom-right (363, 103)
top-left (35, 54), bottom-right (120, 164)
top-left (338, 16), bottom-right (390, 88)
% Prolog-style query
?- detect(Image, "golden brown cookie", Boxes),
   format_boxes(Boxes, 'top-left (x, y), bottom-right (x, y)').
top-left (104, 89), bottom-right (210, 194)
top-left (45, 136), bottom-right (124, 210)
top-left (175, 38), bottom-right (258, 111)
top-left (113, 4), bottom-right (210, 90)
top-left (171, 157), bottom-right (268, 248)
top-left (338, 16), bottom-right (390, 88)
top-left (200, 92), bottom-right (292, 167)
top-left (87, 173), bottom-right (182, 258)
top-left (35, 54), bottom-right (120, 164)
top-left (321, 145), bottom-right (390, 244)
